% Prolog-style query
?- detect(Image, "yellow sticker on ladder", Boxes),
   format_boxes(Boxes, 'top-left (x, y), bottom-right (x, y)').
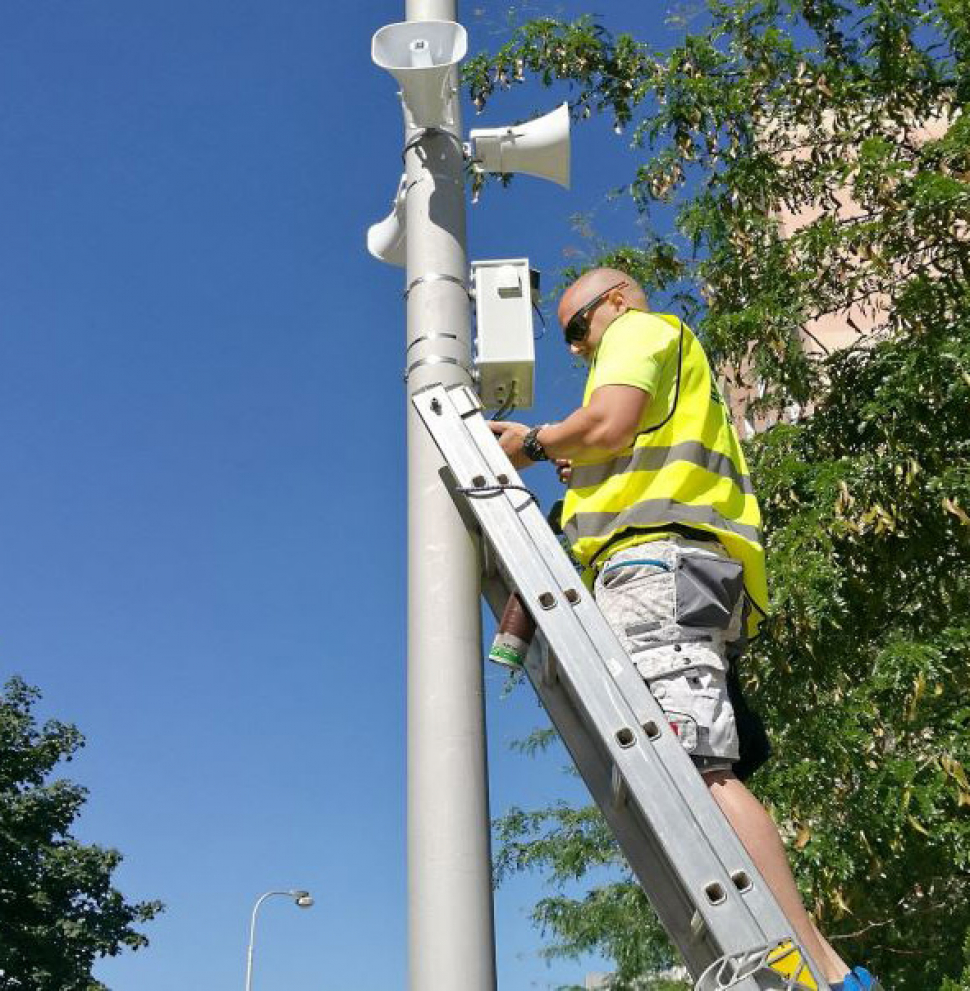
top-left (766, 940), bottom-right (819, 990)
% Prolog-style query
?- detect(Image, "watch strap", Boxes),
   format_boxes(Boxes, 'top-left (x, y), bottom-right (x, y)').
top-left (522, 425), bottom-right (550, 462)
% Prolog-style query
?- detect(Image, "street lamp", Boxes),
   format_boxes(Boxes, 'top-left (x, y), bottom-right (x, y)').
top-left (244, 888), bottom-right (314, 991)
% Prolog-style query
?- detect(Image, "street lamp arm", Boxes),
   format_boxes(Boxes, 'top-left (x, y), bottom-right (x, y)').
top-left (244, 889), bottom-right (313, 991)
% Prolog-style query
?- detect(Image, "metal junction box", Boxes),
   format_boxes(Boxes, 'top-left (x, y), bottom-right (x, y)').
top-left (471, 258), bottom-right (536, 410)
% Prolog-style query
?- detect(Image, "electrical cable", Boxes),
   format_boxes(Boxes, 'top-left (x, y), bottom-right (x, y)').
top-left (489, 380), bottom-right (518, 421)
top-left (635, 316), bottom-right (685, 437)
top-left (532, 301), bottom-right (547, 340)
top-left (490, 397), bottom-right (517, 421)
top-left (457, 483), bottom-right (540, 509)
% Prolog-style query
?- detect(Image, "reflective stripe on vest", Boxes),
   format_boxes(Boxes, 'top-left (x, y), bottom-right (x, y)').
top-left (568, 440), bottom-right (756, 496)
top-left (564, 498), bottom-right (762, 547)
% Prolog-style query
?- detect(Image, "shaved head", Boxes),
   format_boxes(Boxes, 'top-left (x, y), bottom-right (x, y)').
top-left (558, 267), bottom-right (648, 328)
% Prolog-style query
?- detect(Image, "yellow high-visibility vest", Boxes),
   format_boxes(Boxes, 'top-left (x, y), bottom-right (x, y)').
top-left (562, 310), bottom-right (768, 637)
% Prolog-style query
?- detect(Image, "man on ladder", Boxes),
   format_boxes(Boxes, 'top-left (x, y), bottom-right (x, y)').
top-left (490, 267), bottom-right (881, 991)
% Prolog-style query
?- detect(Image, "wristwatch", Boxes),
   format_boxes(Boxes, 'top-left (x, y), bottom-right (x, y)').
top-left (522, 424), bottom-right (550, 462)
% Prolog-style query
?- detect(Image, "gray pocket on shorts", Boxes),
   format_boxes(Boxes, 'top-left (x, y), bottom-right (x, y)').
top-left (674, 554), bottom-right (743, 630)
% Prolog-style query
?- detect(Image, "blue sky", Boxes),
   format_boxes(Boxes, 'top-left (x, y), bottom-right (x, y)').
top-left (0, 3), bottom-right (695, 988)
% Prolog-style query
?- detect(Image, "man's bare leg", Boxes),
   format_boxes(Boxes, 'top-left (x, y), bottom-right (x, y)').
top-left (705, 769), bottom-right (850, 985)
top-left (810, 918), bottom-right (852, 981)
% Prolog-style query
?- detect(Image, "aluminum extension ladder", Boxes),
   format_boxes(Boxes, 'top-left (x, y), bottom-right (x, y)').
top-left (414, 382), bottom-right (830, 991)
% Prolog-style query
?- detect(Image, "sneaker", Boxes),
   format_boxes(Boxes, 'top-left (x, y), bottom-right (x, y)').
top-left (835, 966), bottom-right (884, 990)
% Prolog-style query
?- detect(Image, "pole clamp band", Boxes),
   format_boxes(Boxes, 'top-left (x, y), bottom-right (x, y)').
top-left (402, 128), bottom-right (465, 161)
top-left (406, 332), bottom-right (460, 355)
top-left (404, 273), bottom-right (470, 299)
top-left (404, 355), bottom-right (475, 382)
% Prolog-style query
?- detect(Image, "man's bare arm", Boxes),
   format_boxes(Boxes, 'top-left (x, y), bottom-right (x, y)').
top-left (491, 385), bottom-right (650, 468)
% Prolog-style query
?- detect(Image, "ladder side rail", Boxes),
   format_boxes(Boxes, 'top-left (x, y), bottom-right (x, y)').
top-left (426, 384), bottom-right (830, 991)
top-left (453, 388), bottom-right (803, 940)
top-left (416, 388), bottom-right (781, 970)
top-left (474, 484), bottom-right (773, 984)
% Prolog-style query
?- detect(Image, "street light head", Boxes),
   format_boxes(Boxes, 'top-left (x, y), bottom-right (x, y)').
top-left (295, 895), bottom-right (314, 909)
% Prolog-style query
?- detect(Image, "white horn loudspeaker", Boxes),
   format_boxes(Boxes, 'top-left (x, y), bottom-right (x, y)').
top-left (371, 21), bottom-right (468, 128)
top-left (367, 174), bottom-right (408, 267)
top-left (469, 102), bottom-right (571, 189)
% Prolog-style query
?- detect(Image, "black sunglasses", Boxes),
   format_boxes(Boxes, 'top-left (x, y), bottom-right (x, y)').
top-left (563, 281), bottom-right (627, 345)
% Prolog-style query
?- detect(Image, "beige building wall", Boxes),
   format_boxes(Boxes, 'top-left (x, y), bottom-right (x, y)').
top-left (723, 113), bottom-right (952, 437)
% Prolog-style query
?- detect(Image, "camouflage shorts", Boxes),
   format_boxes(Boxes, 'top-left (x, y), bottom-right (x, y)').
top-left (594, 537), bottom-right (746, 772)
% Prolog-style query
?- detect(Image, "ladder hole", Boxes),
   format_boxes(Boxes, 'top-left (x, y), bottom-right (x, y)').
top-left (564, 588), bottom-right (580, 604)
top-left (642, 720), bottom-right (661, 740)
top-left (731, 871), bottom-right (753, 893)
top-left (704, 882), bottom-right (727, 905)
top-left (496, 473), bottom-right (510, 485)
top-left (538, 592), bottom-right (557, 609)
top-left (615, 727), bottom-right (636, 748)
top-left (472, 474), bottom-right (486, 487)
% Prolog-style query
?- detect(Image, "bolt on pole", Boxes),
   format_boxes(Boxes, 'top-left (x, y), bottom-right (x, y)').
top-left (400, 2), bottom-right (497, 990)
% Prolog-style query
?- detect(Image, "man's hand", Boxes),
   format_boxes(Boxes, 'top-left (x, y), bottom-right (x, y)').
top-left (489, 421), bottom-right (533, 468)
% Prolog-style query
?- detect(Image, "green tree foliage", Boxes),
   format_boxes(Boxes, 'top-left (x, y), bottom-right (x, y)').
top-left (0, 677), bottom-right (162, 990)
top-left (467, 2), bottom-right (970, 987)
top-left (941, 929), bottom-right (970, 991)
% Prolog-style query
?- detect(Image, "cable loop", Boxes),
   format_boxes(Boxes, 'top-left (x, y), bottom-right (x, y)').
top-left (457, 483), bottom-right (540, 508)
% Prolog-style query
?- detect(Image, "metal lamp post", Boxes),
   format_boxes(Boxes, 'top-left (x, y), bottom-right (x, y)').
top-left (401, 2), bottom-right (496, 990)
top-left (369, 4), bottom-right (570, 988)
top-left (244, 888), bottom-right (314, 991)
top-left (370, 2), bottom-right (496, 989)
